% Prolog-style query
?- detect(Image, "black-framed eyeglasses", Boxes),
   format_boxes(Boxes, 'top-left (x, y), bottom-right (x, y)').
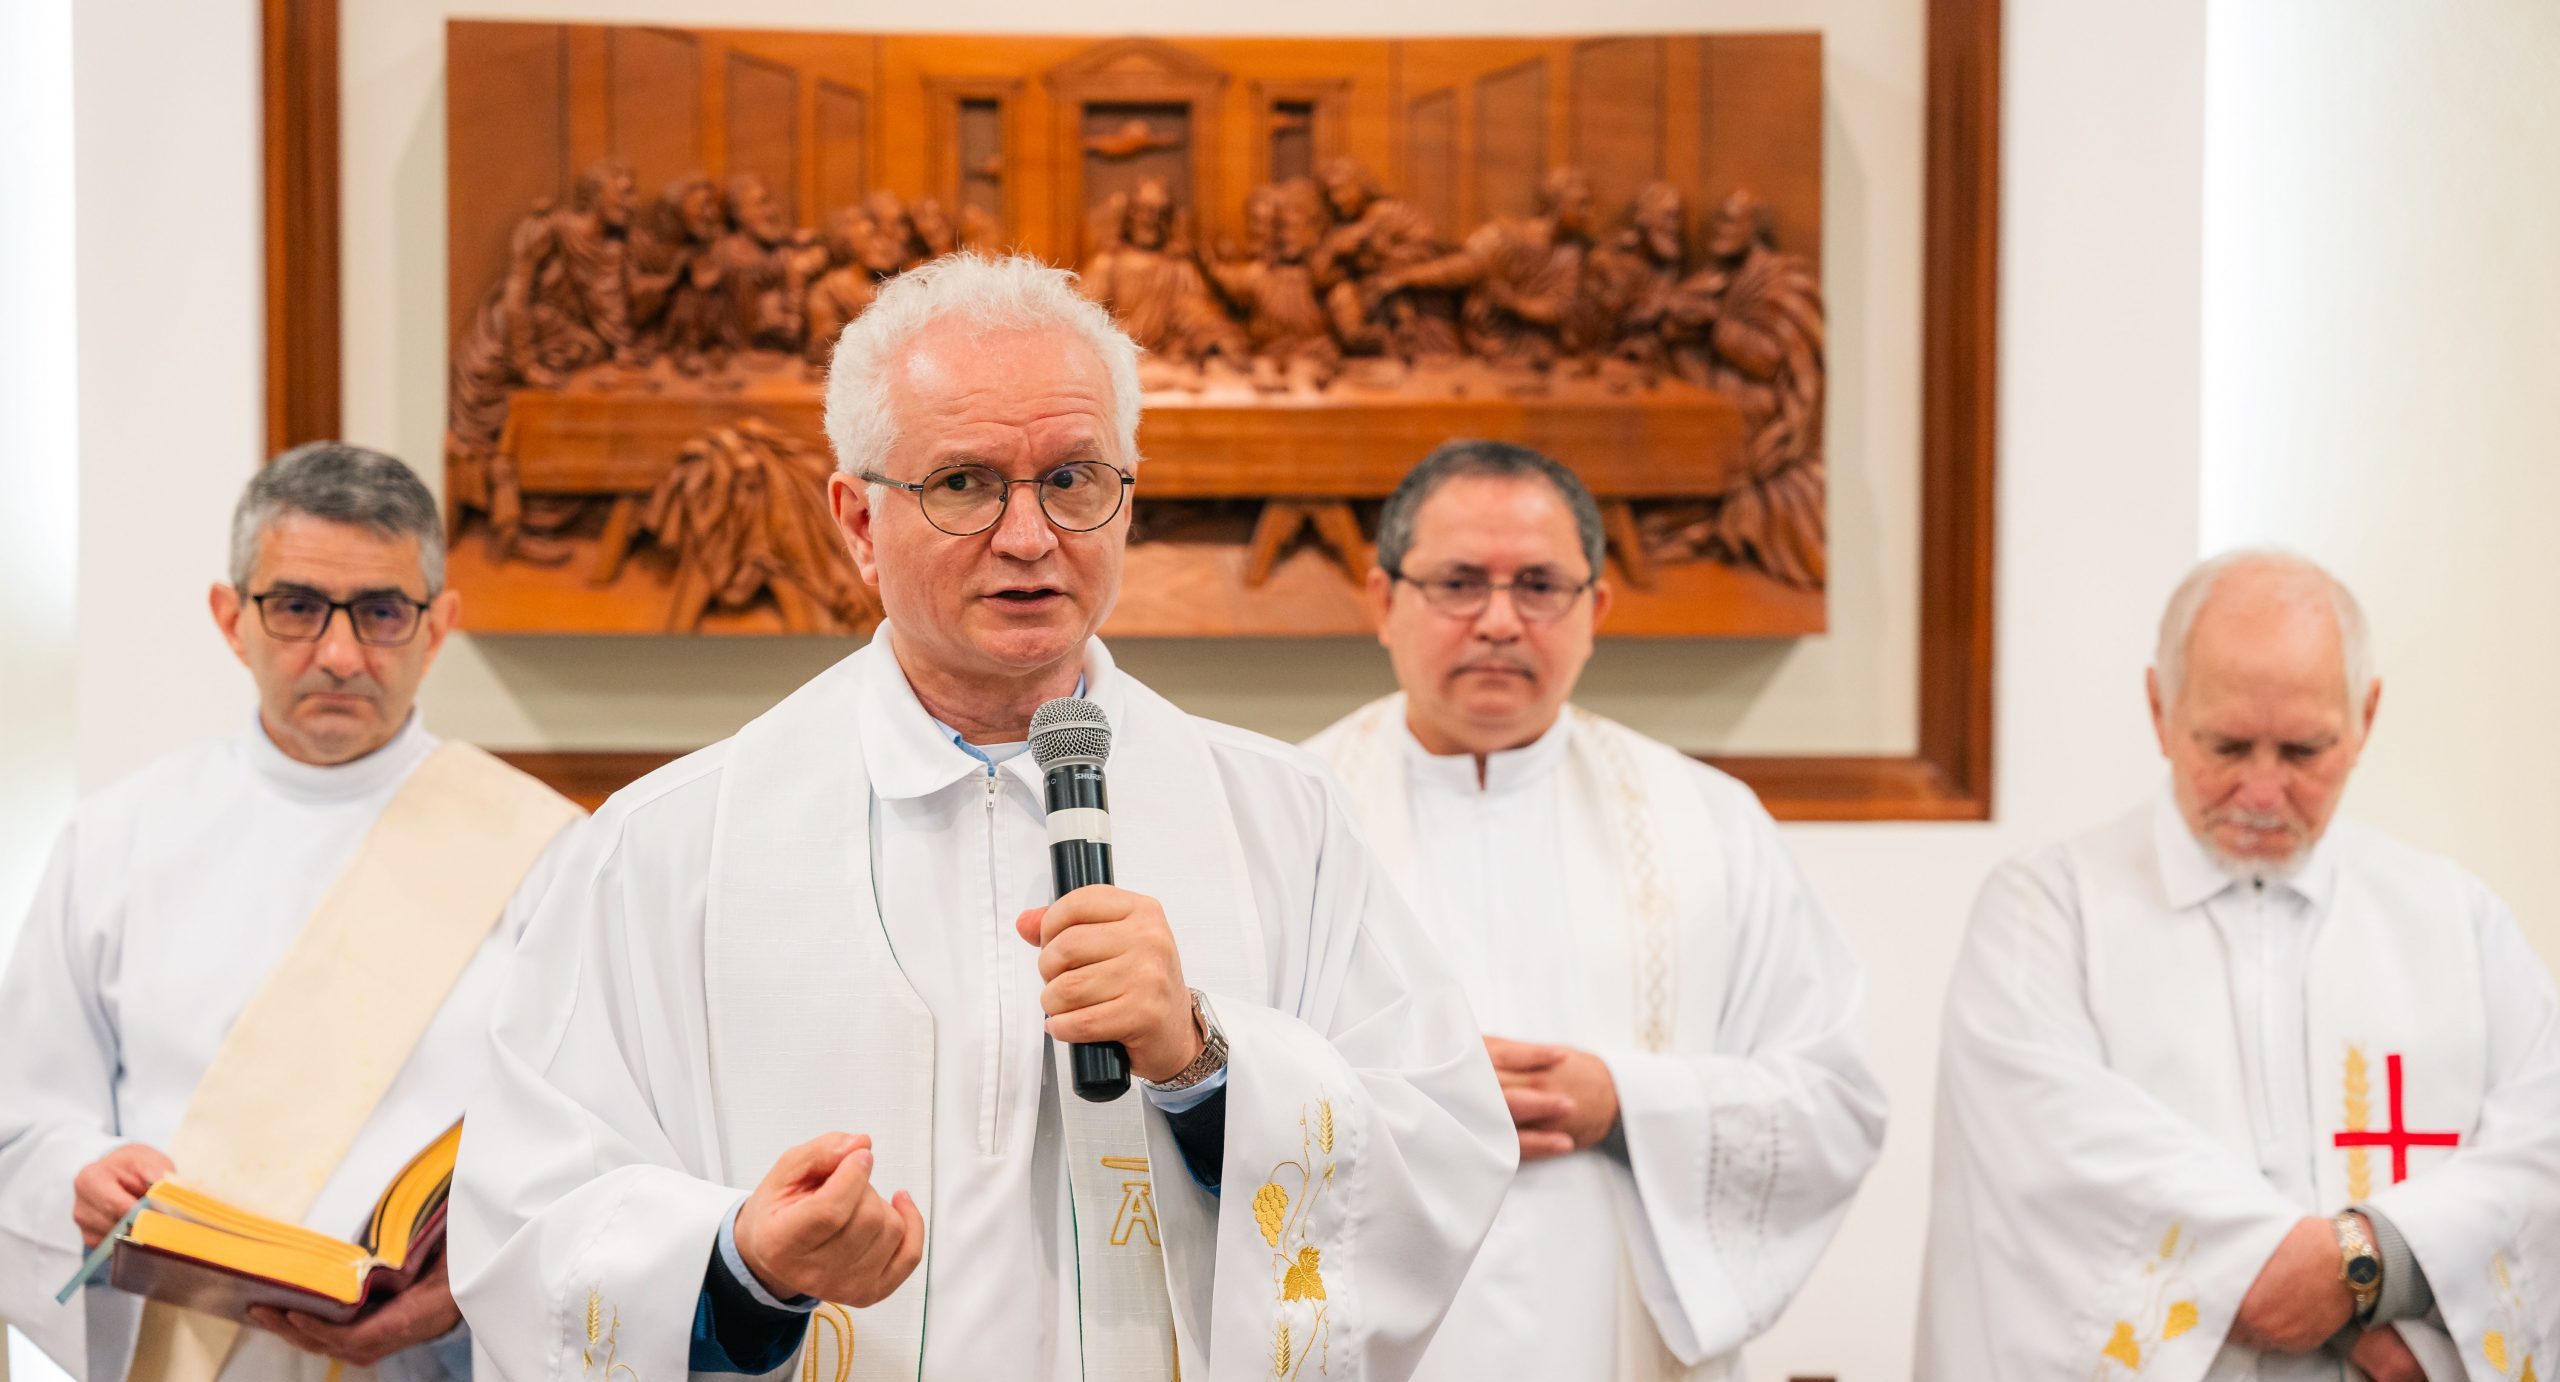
top-left (859, 459), bottom-right (1134, 536)
top-left (1386, 566), bottom-right (1596, 623)
top-left (248, 590), bottom-right (433, 646)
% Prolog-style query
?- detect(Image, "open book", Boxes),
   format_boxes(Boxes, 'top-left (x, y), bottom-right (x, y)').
top-left (62, 1121), bottom-right (459, 1325)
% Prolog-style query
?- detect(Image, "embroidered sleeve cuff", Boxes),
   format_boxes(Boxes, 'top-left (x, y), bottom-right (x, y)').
top-left (2352, 1204), bottom-right (2434, 1324)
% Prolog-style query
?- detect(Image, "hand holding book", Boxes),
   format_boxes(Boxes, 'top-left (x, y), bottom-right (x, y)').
top-left (58, 1122), bottom-right (461, 1333)
top-left (248, 1252), bottom-right (462, 1367)
top-left (73, 1143), bottom-right (175, 1248)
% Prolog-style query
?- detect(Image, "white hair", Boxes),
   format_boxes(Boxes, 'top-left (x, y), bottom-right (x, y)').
top-left (819, 252), bottom-right (1143, 486)
top-left (2154, 547), bottom-right (2375, 709)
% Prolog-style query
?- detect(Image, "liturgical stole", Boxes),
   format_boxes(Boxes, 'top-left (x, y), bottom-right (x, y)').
top-left (127, 743), bottom-right (580, 1382)
top-left (1316, 694), bottom-right (1729, 1378)
top-left (703, 645), bottom-right (1264, 1381)
top-left (2076, 821), bottom-right (2488, 1216)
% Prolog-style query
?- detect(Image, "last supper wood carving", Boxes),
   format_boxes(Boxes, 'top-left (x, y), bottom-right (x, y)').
top-left (443, 24), bottom-right (1825, 637)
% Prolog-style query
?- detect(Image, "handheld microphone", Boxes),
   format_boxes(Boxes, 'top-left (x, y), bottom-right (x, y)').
top-left (1028, 696), bottom-right (1129, 1102)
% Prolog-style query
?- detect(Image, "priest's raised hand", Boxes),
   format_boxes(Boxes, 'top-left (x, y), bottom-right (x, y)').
top-left (1016, 885), bottom-right (1201, 1082)
top-left (732, 1134), bottom-right (925, 1308)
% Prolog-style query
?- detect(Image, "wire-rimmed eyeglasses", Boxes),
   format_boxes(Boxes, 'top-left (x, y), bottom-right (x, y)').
top-left (1385, 566), bottom-right (1596, 622)
top-left (859, 459), bottom-right (1134, 536)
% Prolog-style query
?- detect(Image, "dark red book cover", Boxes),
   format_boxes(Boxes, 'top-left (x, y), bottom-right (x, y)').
top-left (105, 1203), bottom-right (445, 1326)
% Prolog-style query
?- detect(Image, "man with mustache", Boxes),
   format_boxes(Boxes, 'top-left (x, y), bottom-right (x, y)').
top-left (449, 254), bottom-right (1512, 1381)
top-left (0, 444), bottom-right (581, 1382)
top-left (1919, 551), bottom-right (2560, 1382)
top-left (1305, 440), bottom-right (1885, 1382)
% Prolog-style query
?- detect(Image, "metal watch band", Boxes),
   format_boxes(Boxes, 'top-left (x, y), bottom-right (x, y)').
top-left (1143, 988), bottom-right (1228, 1093)
top-left (2333, 1212), bottom-right (2383, 1318)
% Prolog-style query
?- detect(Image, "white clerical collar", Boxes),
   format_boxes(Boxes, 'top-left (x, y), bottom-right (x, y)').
top-left (2148, 783), bottom-right (2343, 912)
top-left (1396, 703), bottom-right (1574, 797)
top-left (856, 623), bottom-right (1121, 800)
top-left (240, 707), bottom-right (436, 804)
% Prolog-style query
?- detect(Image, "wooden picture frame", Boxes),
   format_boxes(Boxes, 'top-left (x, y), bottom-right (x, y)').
top-left (262, 0), bottom-right (1999, 822)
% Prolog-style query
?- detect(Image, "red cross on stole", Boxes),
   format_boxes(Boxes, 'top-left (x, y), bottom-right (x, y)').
top-left (2334, 1052), bottom-right (2463, 1184)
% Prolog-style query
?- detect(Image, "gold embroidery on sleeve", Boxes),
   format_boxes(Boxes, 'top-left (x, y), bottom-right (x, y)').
top-left (2093, 1225), bottom-right (2199, 1378)
top-left (1259, 1099), bottom-right (1339, 1378)
top-left (2484, 1253), bottom-right (2542, 1379)
top-left (2102, 1322), bottom-right (2142, 1370)
top-left (581, 1290), bottom-right (640, 1380)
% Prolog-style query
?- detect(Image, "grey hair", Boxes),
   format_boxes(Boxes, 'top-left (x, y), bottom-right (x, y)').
top-left (1374, 439), bottom-right (1606, 579)
top-left (820, 251), bottom-right (1143, 484)
top-left (2154, 547), bottom-right (2375, 708)
top-left (229, 442), bottom-right (447, 594)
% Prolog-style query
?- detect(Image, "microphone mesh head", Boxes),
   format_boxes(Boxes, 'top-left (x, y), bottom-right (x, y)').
top-left (1030, 697), bottom-right (1113, 771)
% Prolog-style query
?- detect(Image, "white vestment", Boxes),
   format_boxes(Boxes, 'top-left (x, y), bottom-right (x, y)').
top-left (1305, 696), bottom-right (1886, 1382)
top-left (449, 634), bottom-right (1513, 1381)
top-left (1919, 791), bottom-right (2560, 1382)
top-left (0, 716), bottom-right (576, 1382)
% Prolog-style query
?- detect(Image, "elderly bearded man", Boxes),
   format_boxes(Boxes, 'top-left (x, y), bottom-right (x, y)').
top-left (449, 254), bottom-right (1514, 1382)
top-left (0, 445), bottom-right (581, 1382)
top-left (1304, 442), bottom-right (1885, 1382)
top-left (1920, 551), bottom-right (2560, 1382)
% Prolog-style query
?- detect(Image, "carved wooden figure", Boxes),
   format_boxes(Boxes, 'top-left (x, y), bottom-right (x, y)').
top-left (641, 420), bottom-right (873, 634)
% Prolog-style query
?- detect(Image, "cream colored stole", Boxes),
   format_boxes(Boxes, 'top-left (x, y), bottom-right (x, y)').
top-left (705, 641), bottom-right (1262, 1381)
top-left (126, 743), bottom-right (580, 1382)
top-left (1312, 694), bottom-right (1730, 1379)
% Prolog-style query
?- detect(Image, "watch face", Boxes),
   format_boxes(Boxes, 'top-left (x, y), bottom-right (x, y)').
top-left (2348, 1259), bottom-right (2382, 1287)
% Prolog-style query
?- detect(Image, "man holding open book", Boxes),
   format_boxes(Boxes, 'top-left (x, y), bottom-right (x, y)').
top-left (0, 444), bottom-right (582, 1382)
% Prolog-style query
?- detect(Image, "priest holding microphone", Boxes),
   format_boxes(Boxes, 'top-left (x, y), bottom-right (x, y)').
top-left (449, 253), bottom-right (1514, 1380)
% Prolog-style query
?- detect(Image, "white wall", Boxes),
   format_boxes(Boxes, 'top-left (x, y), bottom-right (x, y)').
top-left (2, 0), bottom-right (85, 1373)
top-left (83, 2), bottom-right (2560, 1378)
top-left (2203, 0), bottom-right (2560, 970)
top-left (0, 0), bottom-right (80, 948)
top-left (67, 0), bottom-right (269, 791)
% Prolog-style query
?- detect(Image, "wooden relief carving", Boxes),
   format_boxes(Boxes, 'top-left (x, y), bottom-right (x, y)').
top-left (444, 25), bottom-right (1827, 636)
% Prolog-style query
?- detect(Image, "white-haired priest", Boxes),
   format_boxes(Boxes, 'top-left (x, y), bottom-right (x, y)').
top-left (448, 253), bottom-right (1515, 1381)
top-left (0, 443), bottom-right (582, 1382)
top-left (1919, 551), bottom-right (2560, 1382)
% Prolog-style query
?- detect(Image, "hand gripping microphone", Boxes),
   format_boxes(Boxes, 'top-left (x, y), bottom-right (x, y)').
top-left (1028, 697), bottom-right (1129, 1102)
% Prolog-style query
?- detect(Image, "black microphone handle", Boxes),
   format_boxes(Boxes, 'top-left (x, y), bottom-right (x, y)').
top-left (1047, 765), bottom-right (1130, 1102)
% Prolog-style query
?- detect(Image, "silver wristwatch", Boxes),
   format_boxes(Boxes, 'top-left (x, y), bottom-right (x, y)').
top-left (1142, 988), bottom-right (1229, 1094)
